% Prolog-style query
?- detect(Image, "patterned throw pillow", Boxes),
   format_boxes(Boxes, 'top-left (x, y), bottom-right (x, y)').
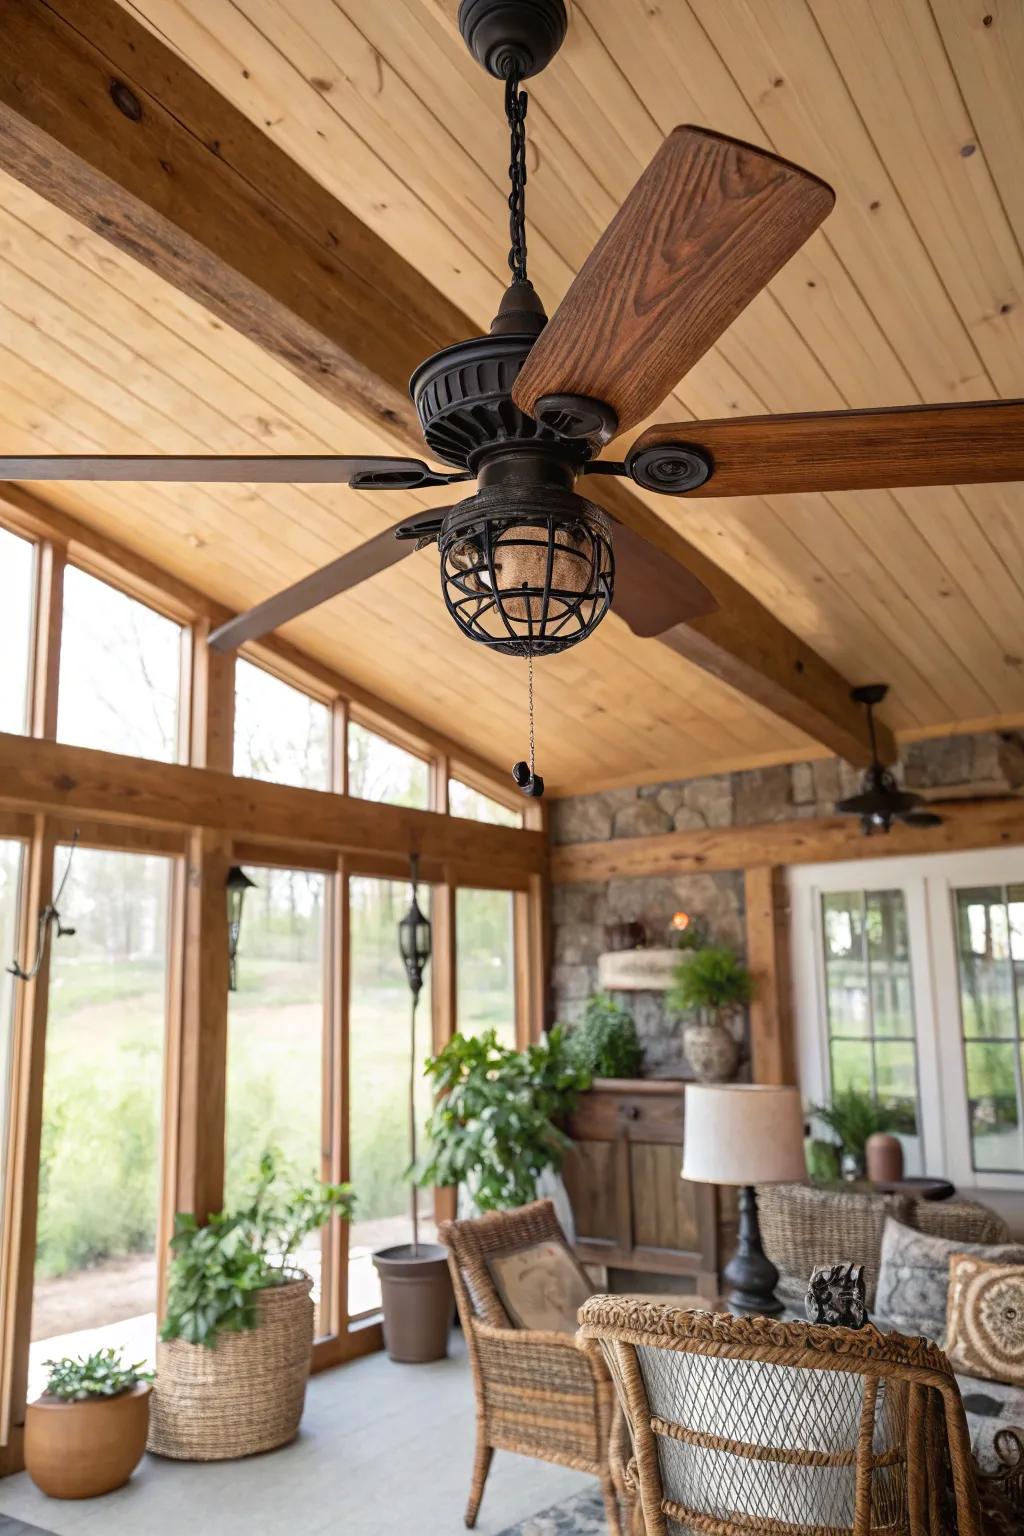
top-left (874, 1217), bottom-right (1024, 1340)
top-left (945, 1254), bottom-right (1024, 1386)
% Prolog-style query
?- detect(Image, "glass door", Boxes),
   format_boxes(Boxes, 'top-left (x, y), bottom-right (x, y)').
top-left (29, 847), bottom-right (173, 1400)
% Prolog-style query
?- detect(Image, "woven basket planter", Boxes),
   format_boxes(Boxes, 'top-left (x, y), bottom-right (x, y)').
top-left (148, 1272), bottom-right (313, 1461)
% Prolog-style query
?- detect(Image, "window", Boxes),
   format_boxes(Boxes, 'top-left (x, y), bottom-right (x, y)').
top-left (457, 888), bottom-right (516, 1047)
top-left (225, 867), bottom-right (326, 1197)
top-left (954, 884), bottom-right (1024, 1173)
top-left (0, 527), bottom-right (34, 735)
top-left (821, 889), bottom-right (921, 1172)
top-left (58, 566), bottom-right (182, 761)
top-left (0, 841), bottom-right (24, 1197)
top-left (348, 876), bottom-right (434, 1315)
top-left (234, 660), bottom-right (329, 789)
top-left (449, 778), bottom-right (522, 828)
top-left (348, 722), bottom-right (429, 808)
top-left (225, 865), bottom-right (327, 1324)
top-left (31, 847), bottom-right (172, 1397)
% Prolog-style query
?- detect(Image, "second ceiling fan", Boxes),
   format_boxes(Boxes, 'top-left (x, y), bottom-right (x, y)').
top-left (2, 0), bottom-right (1022, 674)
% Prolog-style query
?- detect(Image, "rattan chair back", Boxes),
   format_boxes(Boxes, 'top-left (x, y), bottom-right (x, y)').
top-left (579, 1296), bottom-right (983, 1536)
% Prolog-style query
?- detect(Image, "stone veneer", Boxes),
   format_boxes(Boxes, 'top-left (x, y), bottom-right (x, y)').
top-left (551, 730), bottom-right (1024, 1078)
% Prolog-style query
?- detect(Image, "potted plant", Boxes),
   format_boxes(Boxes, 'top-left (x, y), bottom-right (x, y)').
top-left (808, 1086), bottom-right (904, 1180)
top-left (418, 1026), bottom-right (590, 1213)
top-left (372, 856), bottom-right (455, 1364)
top-left (565, 992), bottom-right (643, 1079)
top-left (669, 944), bottom-right (754, 1082)
top-left (25, 1347), bottom-right (152, 1499)
top-left (149, 1151), bottom-right (353, 1461)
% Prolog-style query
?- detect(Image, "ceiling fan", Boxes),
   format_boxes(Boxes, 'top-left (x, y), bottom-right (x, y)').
top-left (3, 2), bottom-right (1023, 719)
top-left (836, 685), bottom-right (943, 836)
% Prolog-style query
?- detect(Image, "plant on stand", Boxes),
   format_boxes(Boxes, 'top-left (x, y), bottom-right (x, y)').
top-left (149, 1151), bottom-right (353, 1461)
top-left (372, 853), bottom-right (455, 1364)
top-left (670, 944), bottom-right (754, 1082)
top-left (419, 1025), bottom-right (590, 1213)
top-left (25, 1347), bottom-right (153, 1500)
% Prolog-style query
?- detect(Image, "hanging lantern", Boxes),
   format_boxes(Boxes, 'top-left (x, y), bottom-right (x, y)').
top-left (226, 865), bottom-right (257, 993)
top-left (397, 854), bottom-right (432, 997)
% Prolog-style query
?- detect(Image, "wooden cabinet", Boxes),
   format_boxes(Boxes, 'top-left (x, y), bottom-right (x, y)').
top-left (563, 1079), bottom-right (730, 1295)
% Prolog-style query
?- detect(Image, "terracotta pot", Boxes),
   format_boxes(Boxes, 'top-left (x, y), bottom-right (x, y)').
top-left (25, 1382), bottom-right (151, 1499)
top-left (373, 1242), bottom-right (453, 1363)
top-left (866, 1131), bottom-right (904, 1184)
top-left (683, 1017), bottom-right (739, 1082)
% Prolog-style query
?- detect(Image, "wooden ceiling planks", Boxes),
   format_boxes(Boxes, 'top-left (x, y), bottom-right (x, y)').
top-left (0, 0), bottom-right (1021, 791)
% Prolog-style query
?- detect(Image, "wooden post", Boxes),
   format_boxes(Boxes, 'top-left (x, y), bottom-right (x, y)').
top-left (0, 817), bottom-right (56, 1471)
top-left (27, 541), bottom-right (64, 740)
top-left (187, 619), bottom-right (234, 772)
top-left (745, 866), bottom-right (797, 1086)
top-left (172, 828), bottom-right (231, 1221)
top-left (321, 855), bottom-right (349, 1339)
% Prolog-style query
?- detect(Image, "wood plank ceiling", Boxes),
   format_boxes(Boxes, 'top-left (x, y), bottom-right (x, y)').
top-left (1, 0), bottom-right (1022, 794)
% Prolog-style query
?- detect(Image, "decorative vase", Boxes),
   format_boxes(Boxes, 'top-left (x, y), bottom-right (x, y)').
top-left (865, 1131), bottom-right (904, 1184)
top-left (25, 1382), bottom-right (151, 1499)
top-left (148, 1272), bottom-right (313, 1460)
top-left (683, 1015), bottom-right (739, 1082)
top-left (373, 1243), bottom-right (454, 1363)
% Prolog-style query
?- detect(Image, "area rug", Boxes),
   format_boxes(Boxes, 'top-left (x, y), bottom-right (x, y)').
top-left (496, 1486), bottom-right (608, 1535)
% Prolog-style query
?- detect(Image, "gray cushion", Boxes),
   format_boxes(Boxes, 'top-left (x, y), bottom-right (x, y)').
top-left (956, 1373), bottom-right (1024, 1476)
top-left (874, 1217), bottom-right (1024, 1340)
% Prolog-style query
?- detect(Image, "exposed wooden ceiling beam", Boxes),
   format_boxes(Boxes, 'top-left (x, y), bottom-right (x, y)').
top-left (0, 0), bottom-right (890, 767)
top-left (551, 795), bottom-right (1024, 882)
top-left (0, 731), bottom-right (547, 880)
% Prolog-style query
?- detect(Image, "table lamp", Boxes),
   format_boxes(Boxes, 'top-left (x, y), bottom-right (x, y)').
top-left (682, 1083), bottom-right (806, 1315)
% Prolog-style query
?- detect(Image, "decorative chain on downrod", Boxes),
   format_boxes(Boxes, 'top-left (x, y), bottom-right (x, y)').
top-left (502, 64), bottom-right (529, 284)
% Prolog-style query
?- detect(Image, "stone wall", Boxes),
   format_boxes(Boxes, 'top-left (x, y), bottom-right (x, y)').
top-left (550, 729), bottom-right (1024, 1078)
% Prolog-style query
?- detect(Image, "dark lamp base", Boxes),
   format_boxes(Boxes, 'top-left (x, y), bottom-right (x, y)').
top-left (722, 1185), bottom-right (783, 1316)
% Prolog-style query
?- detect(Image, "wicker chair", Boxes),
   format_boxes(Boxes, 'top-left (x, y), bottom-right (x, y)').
top-left (579, 1295), bottom-right (983, 1536)
top-left (757, 1183), bottom-right (1009, 1308)
top-left (440, 1200), bottom-right (620, 1533)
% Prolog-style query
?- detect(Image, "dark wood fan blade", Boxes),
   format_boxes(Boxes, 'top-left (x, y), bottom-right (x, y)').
top-left (613, 520), bottom-right (718, 636)
top-left (628, 400), bottom-right (1024, 496)
top-left (512, 126), bottom-right (834, 439)
top-left (208, 511), bottom-right (446, 652)
top-left (0, 455), bottom-right (459, 487)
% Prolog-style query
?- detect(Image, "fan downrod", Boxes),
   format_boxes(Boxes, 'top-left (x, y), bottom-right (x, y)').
top-left (458, 0), bottom-right (568, 80)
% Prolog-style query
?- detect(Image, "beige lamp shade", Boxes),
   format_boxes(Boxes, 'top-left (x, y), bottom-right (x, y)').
top-left (682, 1084), bottom-right (806, 1186)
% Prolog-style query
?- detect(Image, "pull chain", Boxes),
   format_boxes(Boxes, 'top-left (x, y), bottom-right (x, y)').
top-left (502, 65), bottom-right (529, 285)
top-left (528, 651), bottom-right (536, 780)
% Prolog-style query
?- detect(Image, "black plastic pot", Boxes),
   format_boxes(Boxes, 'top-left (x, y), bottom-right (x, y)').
top-left (372, 1242), bottom-right (454, 1363)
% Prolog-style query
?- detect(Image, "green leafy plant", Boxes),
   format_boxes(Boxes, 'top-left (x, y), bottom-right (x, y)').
top-left (565, 994), bottom-right (643, 1079)
top-left (668, 945), bottom-right (754, 1021)
top-left (162, 1151), bottom-right (354, 1348)
top-left (43, 1347), bottom-right (151, 1403)
top-left (418, 1027), bottom-right (590, 1212)
top-left (808, 1086), bottom-right (902, 1164)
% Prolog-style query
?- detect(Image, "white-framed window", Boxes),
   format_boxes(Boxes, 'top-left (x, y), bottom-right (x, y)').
top-left (789, 845), bottom-right (1024, 1193)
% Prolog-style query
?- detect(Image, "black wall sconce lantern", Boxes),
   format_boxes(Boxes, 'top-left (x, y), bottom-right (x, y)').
top-left (226, 865), bottom-right (257, 992)
top-left (398, 854), bottom-right (432, 997)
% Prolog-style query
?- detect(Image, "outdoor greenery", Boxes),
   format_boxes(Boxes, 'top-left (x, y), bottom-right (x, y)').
top-left (42, 1347), bottom-right (151, 1403)
top-left (565, 993), bottom-right (643, 1079)
top-left (162, 1152), bottom-right (354, 1348)
top-left (669, 945), bottom-right (754, 1021)
top-left (419, 1027), bottom-right (590, 1211)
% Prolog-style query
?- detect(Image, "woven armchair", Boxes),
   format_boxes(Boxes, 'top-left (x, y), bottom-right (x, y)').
top-left (757, 1183), bottom-right (1009, 1307)
top-left (579, 1295), bottom-right (983, 1536)
top-left (440, 1200), bottom-right (620, 1533)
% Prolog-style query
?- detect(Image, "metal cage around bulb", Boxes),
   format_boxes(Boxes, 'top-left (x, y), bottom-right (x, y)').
top-left (398, 856), bottom-right (432, 997)
top-left (438, 485), bottom-right (614, 657)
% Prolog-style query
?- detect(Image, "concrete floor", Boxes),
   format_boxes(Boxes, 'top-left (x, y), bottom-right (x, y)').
top-left (0, 1333), bottom-right (593, 1536)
